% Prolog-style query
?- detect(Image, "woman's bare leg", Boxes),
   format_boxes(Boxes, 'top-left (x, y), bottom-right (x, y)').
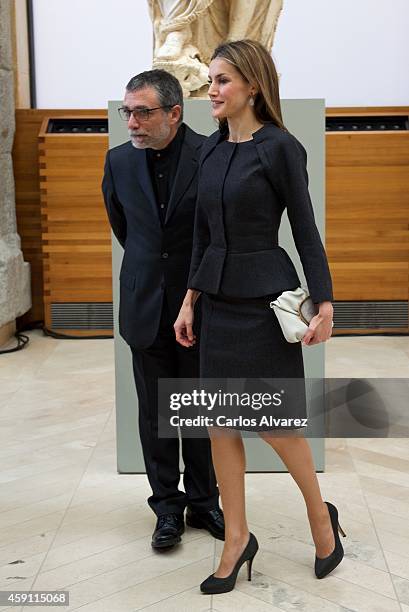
top-left (208, 428), bottom-right (250, 577)
top-left (258, 433), bottom-right (335, 557)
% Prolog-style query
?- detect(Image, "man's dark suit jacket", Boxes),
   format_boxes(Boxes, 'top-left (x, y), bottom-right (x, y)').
top-left (102, 124), bottom-right (205, 349)
top-left (188, 122), bottom-right (333, 305)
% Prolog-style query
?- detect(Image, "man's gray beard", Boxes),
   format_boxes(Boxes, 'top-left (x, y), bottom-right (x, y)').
top-left (128, 125), bottom-right (171, 149)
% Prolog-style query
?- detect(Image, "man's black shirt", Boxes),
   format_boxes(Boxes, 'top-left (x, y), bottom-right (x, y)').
top-left (146, 123), bottom-right (186, 226)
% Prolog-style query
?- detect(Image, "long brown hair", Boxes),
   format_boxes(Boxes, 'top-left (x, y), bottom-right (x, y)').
top-left (210, 39), bottom-right (288, 134)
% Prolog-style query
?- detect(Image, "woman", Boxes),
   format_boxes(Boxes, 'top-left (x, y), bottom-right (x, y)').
top-left (174, 39), bottom-right (346, 594)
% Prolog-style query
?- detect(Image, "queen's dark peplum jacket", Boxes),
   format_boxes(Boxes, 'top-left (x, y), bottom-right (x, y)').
top-left (187, 122), bottom-right (334, 305)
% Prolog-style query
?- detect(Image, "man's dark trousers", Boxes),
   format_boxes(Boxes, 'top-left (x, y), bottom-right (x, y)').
top-left (102, 123), bottom-right (219, 517)
top-left (131, 291), bottom-right (218, 516)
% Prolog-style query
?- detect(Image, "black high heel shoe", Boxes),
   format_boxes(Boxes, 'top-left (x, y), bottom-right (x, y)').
top-left (314, 501), bottom-right (347, 579)
top-left (200, 532), bottom-right (259, 594)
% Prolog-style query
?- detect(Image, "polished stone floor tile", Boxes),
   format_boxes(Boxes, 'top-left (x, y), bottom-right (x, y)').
top-left (0, 331), bottom-right (407, 612)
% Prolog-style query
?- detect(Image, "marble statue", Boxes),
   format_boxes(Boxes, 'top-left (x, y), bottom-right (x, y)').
top-left (0, 0), bottom-right (31, 329)
top-left (148, 0), bottom-right (283, 96)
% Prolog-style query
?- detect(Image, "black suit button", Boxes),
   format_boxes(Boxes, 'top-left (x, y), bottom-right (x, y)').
top-left (158, 173), bottom-right (164, 178)
top-left (161, 252), bottom-right (169, 259)
top-left (160, 203), bottom-right (165, 209)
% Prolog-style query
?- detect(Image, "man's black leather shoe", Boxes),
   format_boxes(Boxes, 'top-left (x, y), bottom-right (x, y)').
top-left (151, 513), bottom-right (185, 549)
top-left (186, 507), bottom-right (225, 540)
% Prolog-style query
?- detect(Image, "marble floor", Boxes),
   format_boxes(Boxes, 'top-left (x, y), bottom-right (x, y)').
top-left (0, 331), bottom-right (408, 612)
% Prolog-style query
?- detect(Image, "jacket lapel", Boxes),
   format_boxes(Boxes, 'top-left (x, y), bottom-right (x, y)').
top-left (165, 128), bottom-right (199, 225)
top-left (199, 129), bottom-right (224, 167)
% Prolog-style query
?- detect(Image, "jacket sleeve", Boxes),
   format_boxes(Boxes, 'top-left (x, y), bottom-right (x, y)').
top-left (187, 192), bottom-right (210, 289)
top-left (101, 151), bottom-right (127, 248)
top-left (273, 134), bottom-right (333, 304)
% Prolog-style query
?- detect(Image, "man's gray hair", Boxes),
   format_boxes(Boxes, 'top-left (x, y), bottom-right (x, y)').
top-left (126, 69), bottom-right (184, 123)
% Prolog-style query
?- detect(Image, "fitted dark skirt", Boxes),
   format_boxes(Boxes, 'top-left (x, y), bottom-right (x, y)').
top-left (199, 291), bottom-right (307, 432)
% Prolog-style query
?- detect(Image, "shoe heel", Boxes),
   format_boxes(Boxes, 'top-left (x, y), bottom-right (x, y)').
top-left (337, 522), bottom-right (346, 538)
top-left (246, 553), bottom-right (256, 581)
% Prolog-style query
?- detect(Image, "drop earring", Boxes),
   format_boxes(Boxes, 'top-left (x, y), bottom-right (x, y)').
top-left (249, 96), bottom-right (255, 107)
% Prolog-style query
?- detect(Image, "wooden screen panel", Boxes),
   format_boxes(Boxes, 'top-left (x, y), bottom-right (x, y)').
top-left (325, 107), bottom-right (409, 333)
top-left (326, 132), bottom-right (409, 302)
top-left (13, 109), bottom-right (108, 327)
top-left (38, 116), bottom-right (111, 335)
top-left (14, 107), bottom-right (409, 335)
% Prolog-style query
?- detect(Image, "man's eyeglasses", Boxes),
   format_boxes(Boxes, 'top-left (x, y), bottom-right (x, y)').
top-left (118, 105), bottom-right (174, 122)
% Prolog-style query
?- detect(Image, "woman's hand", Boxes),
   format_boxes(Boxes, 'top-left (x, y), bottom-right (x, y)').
top-left (174, 303), bottom-right (196, 347)
top-left (302, 301), bottom-right (333, 346)
top-left (174, 289), bottom-right (201, 347)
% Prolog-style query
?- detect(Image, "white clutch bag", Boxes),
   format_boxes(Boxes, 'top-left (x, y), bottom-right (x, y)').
top-left (269, 286), bottom-right (332, 343)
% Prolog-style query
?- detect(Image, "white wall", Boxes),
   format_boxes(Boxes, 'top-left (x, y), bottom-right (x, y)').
top-left (33, 0), bottom-right (409, 108)
top-left (33, 0), bottom-right (153, 108)
top-left (274, 0), bottom-right (409, 106)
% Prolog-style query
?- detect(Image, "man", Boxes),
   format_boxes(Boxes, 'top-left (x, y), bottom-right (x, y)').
top-left (102, 69), bottom-right (224, 550)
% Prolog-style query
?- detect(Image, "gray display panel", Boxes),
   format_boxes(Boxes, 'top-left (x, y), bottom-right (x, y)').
top-left (108, 98), bottom-right (327, 472)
